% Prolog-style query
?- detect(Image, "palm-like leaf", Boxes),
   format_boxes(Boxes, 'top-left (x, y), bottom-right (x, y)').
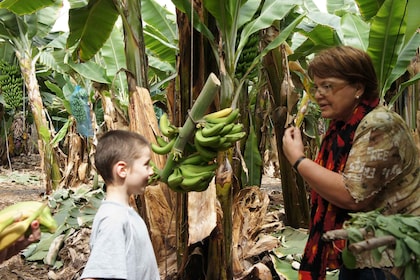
top-left (367, 0), bottom-right (407, 96)
top-left (67, 0), bottom-right (119, 62)
top-left (0, 0), bottom-right (58, 16)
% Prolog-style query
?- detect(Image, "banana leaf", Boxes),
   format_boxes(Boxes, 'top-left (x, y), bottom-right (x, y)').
top-left (0, 0), bottom-right (57, 16)
top-left (68, 0), bottom-right (119, 61)
top-left (367, 0), bottom-right (407, 96)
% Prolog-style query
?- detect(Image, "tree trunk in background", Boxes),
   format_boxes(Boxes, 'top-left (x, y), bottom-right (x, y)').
top-left (262, 28), bottom-right (309, 229)
top-left (16, 50), bottom-right (61, 194)
top-left (121, 0), bottom-right (177, 268)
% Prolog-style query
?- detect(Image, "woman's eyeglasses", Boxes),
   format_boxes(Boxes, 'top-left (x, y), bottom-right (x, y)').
top-left (310, 82), bottom-right (349, 96)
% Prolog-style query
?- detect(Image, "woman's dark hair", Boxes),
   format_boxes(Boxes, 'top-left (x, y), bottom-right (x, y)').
top-left (94, 130), bottom-right (150, 184)
top-left (307, 45), bottom-right (379, 100)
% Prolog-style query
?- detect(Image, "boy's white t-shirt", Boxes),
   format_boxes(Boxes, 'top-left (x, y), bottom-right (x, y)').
top-left (81, 201), bottom-right (160, 280)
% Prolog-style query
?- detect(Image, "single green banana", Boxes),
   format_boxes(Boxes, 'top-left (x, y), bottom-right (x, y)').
top-left (204, 108), bottom-right (239, 124)
top-left (228, 123), bottom-right (244, 135)
top-left (155, 135), bottom-right (169, 147)
top-left (179, 164), bottom-right (217, 178)
top-left (193, 178), bottom-right (214, 192)
top-left (203, 108), bottom-right (233, 120)
top-left (159, 113), bottom-right (178, 137)
top-left (193, 137), bottom-right (218, 161)
top-left (216, 139), bottom-right (233, 151)
top-left (0, 203), bottom-right (47, 251)
top-left (180, 152), bottom-right (208, 165)
top-left (180, 175), bottom-right (212, 191)
top-left (201, 122), bottom-right (225, 137)
top-left (167, 167), bottom-right (184, 189)
top-left (224, 131), bottom-right (247, 143)
top-left (194, 129), bottom-right (221, 147)
top-left (218, 123), bottom-right (235, 136)
top-left (0, 201), bottom-right (57, 234)
top-left (151, 137), bottom-right (176, 155)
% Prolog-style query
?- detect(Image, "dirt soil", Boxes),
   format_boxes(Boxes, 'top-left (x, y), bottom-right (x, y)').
top-left (0, 154), bottom-right (283, 280)
top-left (0, 154), bottom-right (52, 279)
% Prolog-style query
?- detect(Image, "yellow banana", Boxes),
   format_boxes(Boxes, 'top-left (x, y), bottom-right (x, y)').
top-left (0, 203), bottom-right (47, 251)
top-left (151, 137), bottom-right (176, 155)
top-left (204, 108), bottom-right (239, 124)
top-left (0, 214), bottom-right (19, 234)
top-left (203, 108), bottom-right (233, 120)
top-left (0, 201), bottom-right (57, 234)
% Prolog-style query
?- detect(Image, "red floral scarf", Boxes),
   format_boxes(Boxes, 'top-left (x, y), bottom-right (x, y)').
top-left (298, 98), bottom-right (379, 280)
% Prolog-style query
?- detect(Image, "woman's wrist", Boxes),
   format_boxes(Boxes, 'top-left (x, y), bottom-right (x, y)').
top-left (292, 156), bottom-right (306, 173)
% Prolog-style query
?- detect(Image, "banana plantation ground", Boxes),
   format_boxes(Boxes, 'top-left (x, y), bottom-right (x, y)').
top-left (0, 153), bottom-right (304, 280)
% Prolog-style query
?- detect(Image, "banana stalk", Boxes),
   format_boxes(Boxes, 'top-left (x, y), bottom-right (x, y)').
top-left (160, 73), bottom-right (221, 182)
top-left (209, 156), bottom-right (233, 280)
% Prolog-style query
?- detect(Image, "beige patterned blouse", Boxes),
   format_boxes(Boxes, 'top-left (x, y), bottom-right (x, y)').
top-left (342, 105), bottom-right (419, 269)
top-left (343, 106), bottom-right (419, 215)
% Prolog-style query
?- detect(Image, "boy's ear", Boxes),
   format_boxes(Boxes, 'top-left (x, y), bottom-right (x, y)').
top-left (114, 161), bottom-right (128, 178)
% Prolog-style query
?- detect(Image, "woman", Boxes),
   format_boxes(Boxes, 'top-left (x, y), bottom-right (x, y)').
top-left (282, 45), bottom-right (419, 280)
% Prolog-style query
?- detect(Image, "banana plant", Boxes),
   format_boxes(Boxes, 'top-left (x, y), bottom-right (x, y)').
top-left (0, 1), bottom-right (63, 193)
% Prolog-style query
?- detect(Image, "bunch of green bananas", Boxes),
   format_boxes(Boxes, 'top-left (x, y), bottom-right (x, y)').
top-left (167, 155), bottom-right (218, 192)
top-left (151, 108), bottom-right (246, 193)
top-left (0, 201), bottom-right (58, 251)
top-left (0, 60), bottom-right (24, 111)
top-left (194, 108), bottom-right (246, 159)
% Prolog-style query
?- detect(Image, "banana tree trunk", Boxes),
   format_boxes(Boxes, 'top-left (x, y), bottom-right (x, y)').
top-left (262, 29), bottom-right (309, 228)
top-left (118, 0), bottom-right (177, 268)
top-left (15, 50), bottom-right (61, 194)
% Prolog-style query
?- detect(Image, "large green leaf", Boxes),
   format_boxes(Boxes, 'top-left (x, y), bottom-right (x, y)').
top-left (241, 124), bottom-right (262, 186)
top-left (383, 32), bottom-right (420, 97)
top-left (340, 13), bottom-right (369, 50)
top-left (204, 0), bottom-right (239, 34)
top-left (67, 0), bottom-right (119, 61)
top-left (142, 0), bottom-right (177, 43)
top-left (100, 26), bottom-right (127, 92)
top-left (0, 0), bottom-right (57, 15)
top-left (237, 0), bottom-right (301, 59)
top-left (68, 59), bottom-right (111, 83)
top-left (0, 9), bottom-right (20, 39)
top-left (326, 0), bottom-right (359, 15)
top-left (354, 0), bottom-right (384, 21)
top-left (367, 0), bottom-right (407, 96)
top-left (236, 0), bottom-right (260, 29)
top-left (171, 0), bottom-right (215, 43)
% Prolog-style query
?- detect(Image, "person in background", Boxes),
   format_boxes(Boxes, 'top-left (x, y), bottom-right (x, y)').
top-left (282, 45), bottom-right (419, 280)
top-left (81, 130), bottom-right (160, 280)
top-left (0, 220), bottom-right (41, 264)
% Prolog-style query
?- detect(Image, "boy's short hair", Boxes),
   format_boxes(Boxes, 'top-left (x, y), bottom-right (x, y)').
top-left (94, 130), bottom-right (150, 184)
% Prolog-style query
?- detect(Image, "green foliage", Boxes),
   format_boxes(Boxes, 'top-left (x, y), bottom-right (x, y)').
top-left (24, 186), bottom-right (104, 266)
top-left (343, 210), bottom-right (420, 279)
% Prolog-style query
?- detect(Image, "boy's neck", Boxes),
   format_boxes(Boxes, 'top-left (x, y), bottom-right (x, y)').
top-left (104, 185), bottom-right (130, 206)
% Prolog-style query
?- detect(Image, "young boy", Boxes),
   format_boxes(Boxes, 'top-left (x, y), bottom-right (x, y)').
top-left (81, 130), bottom-right (160, 280)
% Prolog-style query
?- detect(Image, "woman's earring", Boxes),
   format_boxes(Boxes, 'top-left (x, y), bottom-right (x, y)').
top-left (355, 95), bottom-right (360, 99)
